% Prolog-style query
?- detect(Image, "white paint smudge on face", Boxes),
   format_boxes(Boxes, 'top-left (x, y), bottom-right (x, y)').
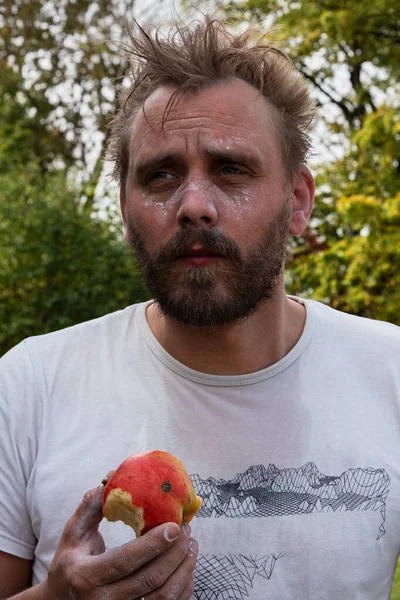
top-left (139, 190), bottom-right (171, 227)
top-left (172, 181), bottom-right (252, 212)
top-left (215, 136), bottom-right (245, 152)
top-left (186, 183), bottom-right (202, 192)
top-left (168, 180), bottom-right (219, 208)
top-left (139, 178), bottom-right (260, 224)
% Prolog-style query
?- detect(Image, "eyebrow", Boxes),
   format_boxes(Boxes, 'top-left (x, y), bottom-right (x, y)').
top-left (204, 148), bottom-right (263, 171)
top-left (134, 152), bottom-right (183, 181)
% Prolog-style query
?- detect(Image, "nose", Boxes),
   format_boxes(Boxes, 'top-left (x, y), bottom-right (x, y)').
top-left (176, 182), bottom-right (218, 228)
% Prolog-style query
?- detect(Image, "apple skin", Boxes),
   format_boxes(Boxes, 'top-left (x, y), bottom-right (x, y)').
top-left (102, 450), bottom-right (202, 536)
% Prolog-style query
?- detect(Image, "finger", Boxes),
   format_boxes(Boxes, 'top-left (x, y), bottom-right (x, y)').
top-left (86, 521), bottom-right (182, 586)
top-left (145, 536), bottom-right (198, 600)
top-left (63, 485), bottom-right (104, 545)
top-left (178, 574), bottom-right (195, 600)
top-left (101, 528), bottom-right (194, 599)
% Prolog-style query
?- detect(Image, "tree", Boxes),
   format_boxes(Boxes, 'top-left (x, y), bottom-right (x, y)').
top-left (216, 0), bottom-right (400, 323)
top-left (220, 0), bottom-right (399, 131)
top-left (0, 0), bottom-right (156, 355)
top-left (0, 161), bottom-right (149, 355)
top-left (0, 0), bottom-right (136, 174)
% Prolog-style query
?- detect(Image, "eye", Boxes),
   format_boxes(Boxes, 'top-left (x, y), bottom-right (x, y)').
top-left (220, 165), bottom-right (246, 176)
top-left (149, 171), bottom-right (176, 181)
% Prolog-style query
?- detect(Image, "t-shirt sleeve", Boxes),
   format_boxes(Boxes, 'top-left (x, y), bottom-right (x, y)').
top-left (0, 341), bottom-right (42, 559)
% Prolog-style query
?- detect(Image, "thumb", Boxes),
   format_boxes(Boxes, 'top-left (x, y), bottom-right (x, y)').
top-left (63, 485), bottom-right (104, 545)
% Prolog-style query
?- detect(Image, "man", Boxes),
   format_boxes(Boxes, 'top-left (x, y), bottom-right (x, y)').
top-left (0, 16), bottom-right (399, 600)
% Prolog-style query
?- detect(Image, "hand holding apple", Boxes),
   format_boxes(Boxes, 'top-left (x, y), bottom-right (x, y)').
top-left (102, 450), bottom-right (202, 536)
top-left (42, 483), bottom-right (198, 600)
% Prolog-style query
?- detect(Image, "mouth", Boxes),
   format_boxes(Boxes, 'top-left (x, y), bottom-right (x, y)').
top-left (177, 246), bottom-right (223, 266)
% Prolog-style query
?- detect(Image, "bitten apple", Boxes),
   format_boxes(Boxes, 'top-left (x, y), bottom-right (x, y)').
top-left (102, 450), bottom-right (202, 536)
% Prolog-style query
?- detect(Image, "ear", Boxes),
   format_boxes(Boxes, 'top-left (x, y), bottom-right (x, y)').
top-left (289, 166), bottom-right (315, 236)
top-left (119, 186), bottom-right (130, 243)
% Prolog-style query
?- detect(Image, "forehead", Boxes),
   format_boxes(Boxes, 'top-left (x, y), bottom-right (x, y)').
top-left (129, 79), bottom-right (281, 155)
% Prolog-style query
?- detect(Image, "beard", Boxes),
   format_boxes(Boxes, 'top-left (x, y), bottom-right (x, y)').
top-left (126, 199), bottom-right (292, 328)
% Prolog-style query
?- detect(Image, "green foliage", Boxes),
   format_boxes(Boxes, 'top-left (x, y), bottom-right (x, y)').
top-left (215, 0), bottom-right (400, 324)
top-left (0, 0), bottom-right (133, 171)
top-left (287, 192), bottom-right (400, 322)
top-left (392, 559), bottom-right (400, 599)
top-left (318, 107), bottom-right (400, 202)
top-left (0, 163), bottom-right (149, 355)
top-left (221, 0), bottom-right (399, 133)
top-left (286, 102), bottom-right (400, 323)
top-left (0, 0), bottom-right (154, 356)
top-left (287, 104), bottom-right (400, 323)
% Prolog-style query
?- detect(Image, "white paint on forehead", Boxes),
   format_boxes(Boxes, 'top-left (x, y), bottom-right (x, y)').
top-left (213, 136), bottom-right (255, 149)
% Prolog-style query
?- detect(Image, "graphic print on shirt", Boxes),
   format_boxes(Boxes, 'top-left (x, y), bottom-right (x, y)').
top-left (193, 553), bottom-right (283, 600)
top-left (190, 462), bottom-right (390, 599)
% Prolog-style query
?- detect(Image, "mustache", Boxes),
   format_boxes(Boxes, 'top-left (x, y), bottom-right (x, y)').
top-left (156, 228), bottom-right (243, 264)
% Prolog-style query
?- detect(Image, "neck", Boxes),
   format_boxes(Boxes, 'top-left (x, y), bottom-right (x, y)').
top-left (146, 290), bottom-right (306, 376)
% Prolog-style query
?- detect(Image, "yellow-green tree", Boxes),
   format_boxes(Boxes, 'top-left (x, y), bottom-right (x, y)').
top-left (288, 107), bottom-right (400, 323)
top-left (219, 0), bottom-right (400, 323)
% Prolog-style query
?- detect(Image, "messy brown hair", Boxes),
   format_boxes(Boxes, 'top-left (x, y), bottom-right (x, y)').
top-left (106, 16), bottom-right (316, 191)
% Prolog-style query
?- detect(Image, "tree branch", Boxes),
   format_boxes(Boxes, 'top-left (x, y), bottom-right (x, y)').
top-left (299, 63), bottom-right (355, 125)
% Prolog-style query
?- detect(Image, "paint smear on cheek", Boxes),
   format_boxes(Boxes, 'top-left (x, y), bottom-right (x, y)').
top-left (139, 181), bottom-right (261, 224)
top-left (222, 191), bottom-right (254, 220)
top-left (142, 190), bottom-right (164, 208)
top-left (214, 182), bottom-right (261, 220)
top-left (140, 191), bottom-right (171, 226)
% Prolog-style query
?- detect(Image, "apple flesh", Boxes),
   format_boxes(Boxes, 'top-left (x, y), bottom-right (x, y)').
top-left (102, 450), bottom-right (202, 536)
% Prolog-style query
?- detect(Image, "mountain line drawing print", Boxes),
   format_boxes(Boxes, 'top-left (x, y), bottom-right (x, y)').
top-left (190, 462), bottom-right (390, 540)
top-left (193, 553), bottom-right (283, 600)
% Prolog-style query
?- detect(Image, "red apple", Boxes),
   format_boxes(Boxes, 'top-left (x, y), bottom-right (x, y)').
top-left (102, 450), bottom-right (202, 536)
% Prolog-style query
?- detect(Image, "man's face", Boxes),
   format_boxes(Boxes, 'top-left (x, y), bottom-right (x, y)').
top-left (122, 79), bottom-right (308, 327)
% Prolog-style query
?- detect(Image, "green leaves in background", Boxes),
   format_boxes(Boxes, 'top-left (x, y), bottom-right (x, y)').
top-left (288, 106), bottom-right (400, 323)
top-left (0, 163), bottom-right (149, 355)
top-left (0, 0), bottom-right (151, 355)
top-left (217, 0), bottom-right (400, 324)
top-left (0, 0), bottom-right (134, 171)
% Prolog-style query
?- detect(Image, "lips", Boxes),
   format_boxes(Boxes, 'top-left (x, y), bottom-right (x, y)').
top-left (177, 246), bottom-right (222, 265)
top-left (183, 247), bottom-right (221, 258)
top-left (178, 244), bottom-right (221, 258)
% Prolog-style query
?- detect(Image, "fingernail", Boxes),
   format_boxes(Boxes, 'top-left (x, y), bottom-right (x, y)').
top-left (182, 523), bottom-right (191, 538)
top-left (163, 525), bottom-right (180, 543)
top-left (189, 538), bottom-right (198, 554)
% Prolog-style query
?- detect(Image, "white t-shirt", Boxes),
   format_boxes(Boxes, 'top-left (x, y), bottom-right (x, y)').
top-left (0, 298), bottom-right (399, 599)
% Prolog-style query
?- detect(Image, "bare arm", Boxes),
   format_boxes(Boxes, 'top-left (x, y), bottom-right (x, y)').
top-left (0, 551), bottom-right (34, 599)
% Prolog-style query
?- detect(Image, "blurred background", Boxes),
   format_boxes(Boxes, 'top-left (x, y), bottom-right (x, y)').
top-left (0, 0), bottom-right (399, 593)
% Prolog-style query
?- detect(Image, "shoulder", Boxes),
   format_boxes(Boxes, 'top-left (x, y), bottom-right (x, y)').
top-left (0, 302), bottom-right (150, 379)
top-left (304, 298), bottom-right (400, 352)
top-left (25, 302), bottom-right (147, 353)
